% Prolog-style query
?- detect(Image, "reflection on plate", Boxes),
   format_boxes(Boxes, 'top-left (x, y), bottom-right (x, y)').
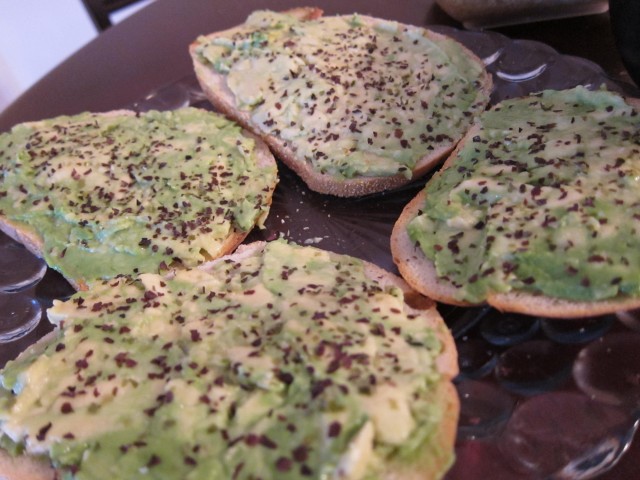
top-left (2, 26), bottom-right (640, 479)
top-left (431, 26), bottom-right (639, 102)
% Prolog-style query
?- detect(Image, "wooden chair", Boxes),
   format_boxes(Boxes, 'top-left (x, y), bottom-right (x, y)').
top-left (81, 0), bottom-right (149, 31)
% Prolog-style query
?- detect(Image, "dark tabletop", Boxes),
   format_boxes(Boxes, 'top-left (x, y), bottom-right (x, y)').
top-left (0, 1), bottom-right (637, 478)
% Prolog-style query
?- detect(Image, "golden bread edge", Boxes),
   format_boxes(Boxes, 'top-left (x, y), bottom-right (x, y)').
top-left (189, 8), bottom-right (492, 197)
top-left (0, 110), bottom-right (278, 291)
top-left (391, 99), bottom-right (640, 319)
top-left (0, 241), bottom-right (459, 480)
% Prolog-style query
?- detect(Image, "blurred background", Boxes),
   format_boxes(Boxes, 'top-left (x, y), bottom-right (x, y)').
top-left (0, 0), bottom-right (154, 113)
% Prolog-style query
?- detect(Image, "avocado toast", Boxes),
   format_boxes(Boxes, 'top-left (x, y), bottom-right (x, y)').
top-left (0, 240), bottom-right (458, 480)
top-left (392, 86), bottom-right (640, 318)
top-left (0, 108), bottom-right (278, 290)
top-left (190, 8), bottom-right (491, 197)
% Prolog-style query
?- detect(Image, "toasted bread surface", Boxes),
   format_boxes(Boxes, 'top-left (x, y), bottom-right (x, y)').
top-left (0, 109), bottom-right (278, 291)
top-left (0, 240), bottom-right (458, 480)
top-left (190, 9), bottom-right (491, 197)
top-left (392, 87), bottom-right (640, 318)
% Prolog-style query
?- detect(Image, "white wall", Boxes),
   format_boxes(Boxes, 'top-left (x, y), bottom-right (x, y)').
top-left (0, 0), bottom-right (154, 114)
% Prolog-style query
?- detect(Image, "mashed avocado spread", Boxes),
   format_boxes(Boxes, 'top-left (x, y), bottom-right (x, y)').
top-left (0, 108), bottom-right (277, 287)
top-left (0, 240), bottom-right (447, 480)
top-left (193, 10), bottom-right (489, 179)
top-left (407, 87), bottom-right (640, 303)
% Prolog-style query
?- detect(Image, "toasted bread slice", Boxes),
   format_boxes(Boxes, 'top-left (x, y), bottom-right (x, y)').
top-left (190, 8), bottom-right (491, 197)
top-left (0, 240), bottom-right (458, 480)
top-left (392, 87), bottom-right (640, 318)
top-left (0, 108), bottom-right (278, 290)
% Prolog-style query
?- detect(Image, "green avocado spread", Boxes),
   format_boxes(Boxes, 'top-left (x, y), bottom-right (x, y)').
top-left (0, 108), bottom-right (277, 287)
top-left (193, 10), bottom-right (489, 180)
top-left (407, 86), bottom-right (640, 303)
top-left (0, 240), bottom-right (448, 480)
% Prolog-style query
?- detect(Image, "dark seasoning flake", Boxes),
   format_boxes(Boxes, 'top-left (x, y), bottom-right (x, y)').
top-left (413, 88), bottom-right (640, 303)
top-left (4, 242), bottom-right (443, 479)
top-left (209, 12), bottom-right (487, 179)
top-left (0, 109), bottom-right (277, 283)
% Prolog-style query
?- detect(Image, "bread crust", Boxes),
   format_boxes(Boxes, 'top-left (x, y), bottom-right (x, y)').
top-left (0, 110), bottom-right (277, 291)
top-left (190, 9), bottom-right (492, 197)
top-left (0, 451), bottom-right (55, 480)
top-left (0, 330), bottom-right (60, 480)
top-left (215, 243), bottom-right (460, 480)
top-left (392, 187), bottom-right (640, 318)
top-left (392, 189), bottom-right (476, 308)
top-left (0, 241), bottom-right (458, 480)
top-left (391, 95), bottom-right (640, 319)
